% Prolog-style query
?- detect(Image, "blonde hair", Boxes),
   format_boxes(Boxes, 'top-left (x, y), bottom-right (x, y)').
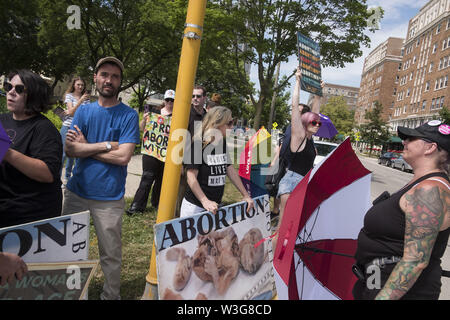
top-left (194, 106), bottom-right (232, 146)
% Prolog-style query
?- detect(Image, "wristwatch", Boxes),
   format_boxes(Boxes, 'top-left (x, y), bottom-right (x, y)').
top-left (105, 141), bottom-right (112, 151)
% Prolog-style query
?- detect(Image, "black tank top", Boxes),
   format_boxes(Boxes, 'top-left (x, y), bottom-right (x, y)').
top-left (286, 138), bottom-right (316, 176)
top-left (355, 172), bottom-right (450, 298)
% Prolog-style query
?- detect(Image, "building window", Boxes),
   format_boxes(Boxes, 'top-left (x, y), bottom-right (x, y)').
top-left (393, 88), bottom-right (397, 96)
top-left (425, 81), bottom-right (430, 91)
top-left (429, 62), bottom-right (434, 72)
top-left (437, 23), bottom-right (441, 34)
top-left (422, 100), bottom-right (427, 110)
top-left (431, 98), bottom-right (436, 109)
top-left (433, 43), bottom-right (438, 53)
top-left (398, 62), bottom-right (402, 70)
top-left (440, 97), bottom-right (445, 108)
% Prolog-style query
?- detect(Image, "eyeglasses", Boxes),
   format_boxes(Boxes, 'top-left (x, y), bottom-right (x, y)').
top-left (165, 99), bottom-right (174, 103)
top-left (309, 120), bottom-right (322, 127)
top-left (192, 94), bottom-right (203, 99)
top-left (407, 137), bottom-right (442, 151)
top-left (3, 82), bottom-right (26, 94)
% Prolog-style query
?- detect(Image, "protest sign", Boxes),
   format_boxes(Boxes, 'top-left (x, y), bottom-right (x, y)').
top-left (0, 260), bottom-right (98, 300)
top-left (0, 212), bottom-right (90, 263)
top-left (297, 32), bottom-right (322, 96)
top-left (141, 112), bottom-right (171, 161)
top-left (154, 195), bottom-right (275, 300)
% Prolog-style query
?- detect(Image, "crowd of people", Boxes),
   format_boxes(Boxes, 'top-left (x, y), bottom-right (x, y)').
top-left (0, 57), bottom-right (449, 300)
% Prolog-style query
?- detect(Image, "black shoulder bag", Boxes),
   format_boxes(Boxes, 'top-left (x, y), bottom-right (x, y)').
top-left (265, 136), bottom-right (306, 197)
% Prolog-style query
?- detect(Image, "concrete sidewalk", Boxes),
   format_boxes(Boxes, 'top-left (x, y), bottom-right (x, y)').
top-left (125, 154), bottom-right (143, 199)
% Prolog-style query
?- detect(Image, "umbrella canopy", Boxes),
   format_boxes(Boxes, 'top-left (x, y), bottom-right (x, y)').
top-left (315, 114), bottom-right (338, 139)
top-left (0, 122), bottom-right (11, 163)
top-left (273, 139), bottom-right (372, 300)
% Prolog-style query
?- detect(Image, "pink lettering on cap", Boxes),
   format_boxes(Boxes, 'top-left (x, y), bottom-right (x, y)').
top-left (438, 124), bottom-right (450, 135)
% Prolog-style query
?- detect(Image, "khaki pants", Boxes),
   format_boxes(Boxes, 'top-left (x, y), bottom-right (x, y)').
top-left (62, 189), bottom-right (125, 300)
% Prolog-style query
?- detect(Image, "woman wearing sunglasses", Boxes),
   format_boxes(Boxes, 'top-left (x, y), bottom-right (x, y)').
top-left (0, 70), bottom-right (63, 228)
top-left (180, 106), bottom-right (254, 217)
top-left (353, 121), bottom-right (450, 300)
top-left (273, 66), bottom-right (322, 245)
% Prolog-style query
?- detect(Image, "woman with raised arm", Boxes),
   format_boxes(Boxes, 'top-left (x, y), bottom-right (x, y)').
top-left (274, 66), bottom-right (322, 241)
top-left (353, 121), bottom-right (450, 300)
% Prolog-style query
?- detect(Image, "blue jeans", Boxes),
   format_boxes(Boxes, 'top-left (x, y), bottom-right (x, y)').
top-left (60, 125), bottom-right (75, 180)
top-left (277, 170), bottom-right (305, 197)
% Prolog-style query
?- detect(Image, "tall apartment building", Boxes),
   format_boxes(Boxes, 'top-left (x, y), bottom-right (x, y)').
top-left (355, 37), bottom-right (404, 126)
top-left (390, 0), bottom-right (450, 132)
top-left (307, 83), bottom-right (359, 111)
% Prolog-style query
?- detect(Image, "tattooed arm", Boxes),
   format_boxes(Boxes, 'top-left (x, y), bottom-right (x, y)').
top-left (375, 180), bottom-right (448, 300)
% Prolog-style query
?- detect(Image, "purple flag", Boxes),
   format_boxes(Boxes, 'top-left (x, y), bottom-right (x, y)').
top-left (0, 121), bottom-right (11, 163)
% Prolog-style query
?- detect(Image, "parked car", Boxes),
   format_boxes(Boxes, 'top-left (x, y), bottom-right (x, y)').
top-left (314, 141), bottom-right (339, 166)
top-left (391, 155), bottom-right (413, 172)
top-left (378, 152), bottom-right (400, 166)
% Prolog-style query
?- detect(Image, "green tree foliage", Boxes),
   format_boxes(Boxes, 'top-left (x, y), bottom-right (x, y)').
top-left (320, 96), bottom-right (355, 137)
top-left (0, 0), bottom-right (46, 74)
top-left (358, 101), bottom-right (390, 155)
top-left (214, 0), bottom-right (378, 129)
top-left (438, 106), bottom-right (450, 124)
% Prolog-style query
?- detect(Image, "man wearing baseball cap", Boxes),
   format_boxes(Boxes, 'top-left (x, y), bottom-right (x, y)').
top-left (63, 56), bottom-right (140, 300)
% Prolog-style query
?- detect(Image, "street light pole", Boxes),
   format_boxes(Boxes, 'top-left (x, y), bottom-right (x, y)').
top-left (142, 0), bottom-right (207, 300)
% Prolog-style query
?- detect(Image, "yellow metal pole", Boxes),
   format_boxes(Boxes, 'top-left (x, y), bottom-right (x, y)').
top-left (142, 0), bottom-right (207, 300)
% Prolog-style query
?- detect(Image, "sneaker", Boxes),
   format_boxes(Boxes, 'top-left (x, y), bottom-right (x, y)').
top-left (126, 204), bottom-right (144, 216)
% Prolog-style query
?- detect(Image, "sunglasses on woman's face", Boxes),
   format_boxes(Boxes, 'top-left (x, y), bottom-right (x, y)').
top-left (165, 98), bottom-right (174, 103)
top-left (3, 81), bottom-right (26, 94)
top-left (309, 120), bottom-right (322, 127)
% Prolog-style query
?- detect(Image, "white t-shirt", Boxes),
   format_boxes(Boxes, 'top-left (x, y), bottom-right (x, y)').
top-left (63, 93), bottom-right (90, 127)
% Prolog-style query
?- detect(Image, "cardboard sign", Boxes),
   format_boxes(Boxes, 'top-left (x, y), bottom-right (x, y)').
top-left (297, 32), bottom-right (322, 96)
top-left (154, 195), bottom-right (275, 300)
top-left (141, 112), bottom-right (171, 161)
top-left (0, 212), bottom-right (90, 263)
top-left (0, 260), bottom-right (98, 300)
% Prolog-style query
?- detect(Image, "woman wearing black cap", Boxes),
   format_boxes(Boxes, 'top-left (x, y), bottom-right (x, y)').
top-left (353, 120), bottom-right (450, 300)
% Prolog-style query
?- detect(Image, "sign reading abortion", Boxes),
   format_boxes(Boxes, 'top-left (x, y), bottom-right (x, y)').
top-left (0, 260), bottom-right (98, 300)
top-left (141, 112), bottom-right (171, 161)
top-left (297, 32), bottom-right (322, 96)
top-left (154, 195), bottom-right (275, 300)
top-left (0, 212), bottom-right (90, 263)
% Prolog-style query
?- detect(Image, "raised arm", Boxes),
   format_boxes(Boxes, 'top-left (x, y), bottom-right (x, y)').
top-left (290, 66), bottom-right (306, 152)
top-left (375, 180), bottom-right (448, 299)
top-left (310, 80), bottom-right (324, 114)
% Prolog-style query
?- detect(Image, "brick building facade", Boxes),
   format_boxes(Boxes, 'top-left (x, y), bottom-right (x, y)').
top-left (307, 83), bottom-right (359, 111)
top-left (355, 37), bottom-right (404, 126)
top-left (390, 0), bottom-right (450, 132)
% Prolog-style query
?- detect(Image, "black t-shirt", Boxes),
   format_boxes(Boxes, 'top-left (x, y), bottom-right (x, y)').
top-left (184, 138), bottom-right (231, 207)
top-left (0, 113), bottom-right (63, 228)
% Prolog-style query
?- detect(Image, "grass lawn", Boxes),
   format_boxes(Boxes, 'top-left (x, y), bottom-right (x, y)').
top-left (86, 176), bottom-right (250, 300)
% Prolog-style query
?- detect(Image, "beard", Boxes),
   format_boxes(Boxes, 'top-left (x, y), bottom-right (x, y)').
top-left (97, 84), bottom-right (119, 98)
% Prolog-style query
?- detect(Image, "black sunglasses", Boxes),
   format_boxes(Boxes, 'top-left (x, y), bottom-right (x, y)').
top-left (165, 98), bottom-right (174, 102)
top-left (192, 94), bottom-right (203, 99)
top-left (4, 81), bottom-right (26, 94)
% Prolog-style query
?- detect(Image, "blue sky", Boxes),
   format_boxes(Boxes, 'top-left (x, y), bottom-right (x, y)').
top-left (250, 0), bottom-right (430, 103)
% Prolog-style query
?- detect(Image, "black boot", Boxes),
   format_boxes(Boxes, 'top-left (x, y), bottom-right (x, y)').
top-left (126, 203), bottom-right (144, 216)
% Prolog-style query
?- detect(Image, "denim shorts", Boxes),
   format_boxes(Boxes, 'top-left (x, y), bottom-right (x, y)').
top-left (277, 170), bottom-right (305, 197)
